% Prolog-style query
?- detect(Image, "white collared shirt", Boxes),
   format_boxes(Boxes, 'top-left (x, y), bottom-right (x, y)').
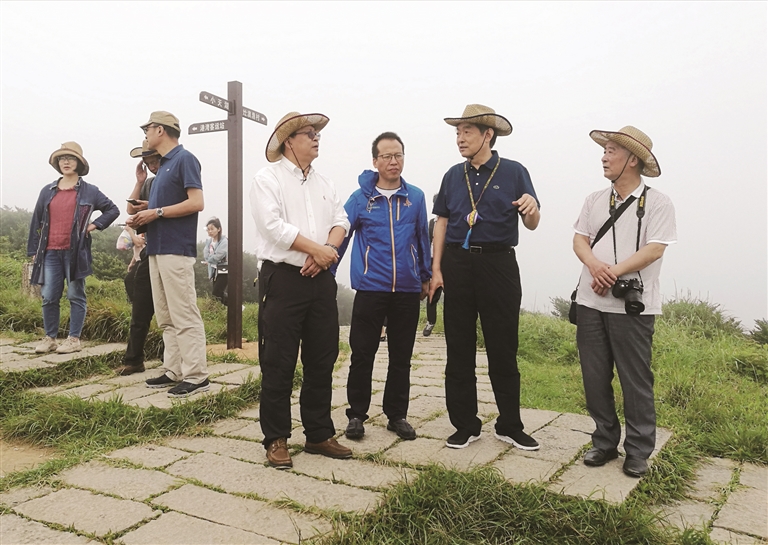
top-left (250, 156), bottom-right (349, 268)
top-left (573, 181), bottom-right (677, 315)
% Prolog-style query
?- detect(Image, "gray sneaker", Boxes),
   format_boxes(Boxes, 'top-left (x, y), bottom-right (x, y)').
top-left (55, 337), bottom-right (81, 354)
top-left (35, 336), bottom-right (58, 353)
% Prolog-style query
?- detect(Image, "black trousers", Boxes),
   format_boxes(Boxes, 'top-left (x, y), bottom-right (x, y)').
top-left (347, 291), bottom-right (420, 422)
top-left (426, 287), bottom-right (443, 324)
top-left (258, 261), bottom-right (339, 447)
top-left (123, 254), bottom-right (155, 366)
top-left (442, 246), bottom-right (524, 436)
top-left (212, 273), bottom-right (228, 306)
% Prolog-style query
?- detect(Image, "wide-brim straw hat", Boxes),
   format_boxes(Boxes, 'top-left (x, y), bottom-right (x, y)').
top-left (265, 112), bottom-right (329, 162)
top-left (590, 126), bottom-right (660, 177)
top-left (139, 111), bottom-right (181, 132)
top-left (444, 104), bottom-right (513, 137)
top-left (130, 138), bottom-right (159, 158)
top-left (49, 141), bottom-right (89, 176)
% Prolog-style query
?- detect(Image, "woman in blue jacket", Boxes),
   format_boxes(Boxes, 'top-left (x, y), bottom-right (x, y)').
top-left (203, 217), bottom-right (228, 305)
top-left (27, 142), bottom-right (119, 354)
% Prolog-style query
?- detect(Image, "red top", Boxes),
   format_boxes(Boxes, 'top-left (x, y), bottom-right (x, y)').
top-left (46, 188), bottom-right (77, 250)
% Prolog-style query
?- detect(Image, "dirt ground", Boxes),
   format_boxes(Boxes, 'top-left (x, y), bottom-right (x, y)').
top-left (0, 438), bottom-right (56, 478)
top-left (206, 342), bottom-right (260, 361)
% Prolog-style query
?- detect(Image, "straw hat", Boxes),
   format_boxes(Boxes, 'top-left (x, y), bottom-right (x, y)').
top-left (49, 141), bottom-right (89, 176)
top-left (590, 126), bottom-right (660, 177)
top-left (139, 111), bottom-right (181, 132)
top-left (265, 112), bottom-right (329, 162)
top-left (444, 104), bottom-right (512, 136)
top-left (130, 138), bottom-right (159, 158)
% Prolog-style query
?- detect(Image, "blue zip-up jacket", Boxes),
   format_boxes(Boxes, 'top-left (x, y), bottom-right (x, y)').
top-left (337, 170), bottom-right (431, 293)
top-left (27, 178), bottom-right (119, 284)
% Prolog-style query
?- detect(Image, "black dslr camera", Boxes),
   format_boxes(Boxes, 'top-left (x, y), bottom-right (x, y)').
top-left (612, 278), bottom-right (644, 315)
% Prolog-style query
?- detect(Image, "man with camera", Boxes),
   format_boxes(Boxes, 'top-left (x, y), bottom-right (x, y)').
top-left (572, 126), bottom-right (676, 478)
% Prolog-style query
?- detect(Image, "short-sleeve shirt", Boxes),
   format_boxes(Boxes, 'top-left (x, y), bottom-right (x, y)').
top-left (147, 145), bottom-right (202, 257)
top-left (574, 182), bottom-right (677, 315)
top-left (432, 151), bottom-right (539, 246)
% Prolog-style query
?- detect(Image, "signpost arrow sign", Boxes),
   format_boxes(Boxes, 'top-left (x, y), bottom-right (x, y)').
top-left (199, 91), bottom-right (231, 113)
top-left (242, 107), bottom-right (267, 125)
top-left (188, 120), bottom-right (229, 134)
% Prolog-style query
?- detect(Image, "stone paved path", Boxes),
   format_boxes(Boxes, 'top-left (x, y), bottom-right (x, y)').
top-left (1, 333), bottom-right (766, 544)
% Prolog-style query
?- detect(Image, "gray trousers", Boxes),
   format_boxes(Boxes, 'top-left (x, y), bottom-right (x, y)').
top-left (576, 305), bottom-right (656, 458)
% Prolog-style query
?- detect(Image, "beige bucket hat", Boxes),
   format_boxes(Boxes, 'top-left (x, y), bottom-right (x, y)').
top-left (444, 104), bottom-right (513, 136)
top-left (49, 141), bottom-right (89, 176)
top-left (130, 138), bottom-right (159, 158)
top-left (590, 126), bottom-right (660, 177)
top-left (139, 111), bottom-right (181, 132)
top-left (265, 111), bottom-right (329, 162)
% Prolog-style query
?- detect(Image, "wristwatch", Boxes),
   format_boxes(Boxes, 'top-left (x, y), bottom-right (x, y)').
top-left (156, 208), bottom-right (164, 217)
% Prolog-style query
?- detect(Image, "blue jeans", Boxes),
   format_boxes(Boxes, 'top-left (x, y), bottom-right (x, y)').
top-left (40, 250), bottom-right (87, 338)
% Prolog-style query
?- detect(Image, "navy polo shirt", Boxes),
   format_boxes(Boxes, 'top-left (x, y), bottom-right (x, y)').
top-left (433, 151), bottom-right (539, 246)
top-left (147, 145), bottom-right (203, 257)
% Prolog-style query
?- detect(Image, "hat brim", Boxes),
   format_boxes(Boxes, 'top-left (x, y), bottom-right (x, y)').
top-left (265, 113), bottom-right (330, 162)
top-left (590, 130), bottom-right (661, 177)
top-left (444, 113), bottom-right (513, 136)
top-left (49, 149), bottom-right (90, 176)
top-left (130, 147), bottom-right (159, 158)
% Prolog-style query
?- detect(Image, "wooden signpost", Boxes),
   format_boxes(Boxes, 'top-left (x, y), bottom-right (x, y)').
top-left (190, 81), bottom-right (267, 349)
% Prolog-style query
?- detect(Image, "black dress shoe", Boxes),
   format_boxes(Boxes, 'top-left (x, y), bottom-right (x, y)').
top-left (387, 419), bottom-right (416, 440)
top-left (623, 455), bottom-right (649, 477)
top-left (345, 418), bottom-right (365, 439)
top-left (583, 447), bottom-right (619, 467)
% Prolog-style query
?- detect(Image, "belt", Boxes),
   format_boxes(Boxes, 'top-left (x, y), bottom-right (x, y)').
top-left (446, 243), bottom-right (512, 254)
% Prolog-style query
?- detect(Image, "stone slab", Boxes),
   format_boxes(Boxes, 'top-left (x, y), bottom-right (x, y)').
top-left (128, 383), bottom-right (229, 408)
top-left (688, 458), bottom-right (737, 501)
top-left (739, 462), bottom-right (767, 491)
top-left (331, 387), bottom-right (349, 408)
top-left (58, 383), bottom-right (116, 399)
top-left (417, 414), bottom-right (456, 440)
top-left (660, 499), bottom-right (717, 530)
top-left (0, 358), bottom-right (56, 372)
top-left (236, 406), bottom-right (260, 419)
top-left (384, 431), bottom-right (507, 471)
top-left (121, 510), bottom-right (277, 545)
top-left (410, 366), bottom-right (444, 379)
top-left (206, 362), bottom-right (250, 376)
top-left (715, 486), bottom-right (768, 539)
top-left (409, 385), bottom-right (446, 398)
top-left (210, 366), bottom-right (260, 385)
top-left (552, 456), bottom-right (651, 503)
top-left (520, 408), bottom-right (562, 432)
top-left (523, 425), bottom-right (591, 463)
top-left (291, 452), bottom-right (414, 489)
top-left (153, 484), bottom-right (331, 543)
top-left (58, 460), bottom-right (179, 500)
top-left (209, 418), bottom-right (253, 436)
top-left (219, 420), bottom-right (265, 441)
top-left (14, 487), bottom-right (157, 536)
top-left (709, 527), bottom-right (764, 545)
top-left (0, 485), bottom-right (54, 507)
top-left (401, 395), bottom-right (446, 422)
top-left (548, 412), bottom-right (596, 434)
top-left (104, 444), bottom-right (189, 468)
top-left (409, 375), bottom-right (444, 387)
top-left (102, 362), bottom-right (163, 386)
top-left (494, 452), bottom-right (563, 484)
top-left (95, 384), bottom-right (156, 403)
top-left (342, 423), bottom-right (399, 455)
top-left (165, 436), bottom-right (263, 463)
top-left (0, 513), bottom-right (91, 544)
top-left (166, 452), bottom-right (379, 512)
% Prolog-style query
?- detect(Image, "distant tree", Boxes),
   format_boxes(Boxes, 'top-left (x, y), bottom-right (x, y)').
top-left (337, 283), bottom-right (355, 326)
top-left (750, 319), bottom-right (768, 345)
top-left (550, 296), bottom-right (571, 321)
top-left (0, 206), bottom-right (33, 258)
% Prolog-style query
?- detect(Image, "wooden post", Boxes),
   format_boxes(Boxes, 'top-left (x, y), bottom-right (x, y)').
top-left (226, 81), bottom-right (243, 349)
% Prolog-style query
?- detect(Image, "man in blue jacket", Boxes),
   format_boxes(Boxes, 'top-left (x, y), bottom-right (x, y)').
top-left (337, 132), bottom-right (431, 441)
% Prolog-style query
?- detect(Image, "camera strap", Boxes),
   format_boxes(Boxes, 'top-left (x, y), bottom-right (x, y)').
top-left (610, 184), bottom-right (649, 286)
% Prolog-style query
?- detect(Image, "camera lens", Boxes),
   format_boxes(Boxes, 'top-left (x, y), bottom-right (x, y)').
top-left (624, 289), bottom-right (645, 315)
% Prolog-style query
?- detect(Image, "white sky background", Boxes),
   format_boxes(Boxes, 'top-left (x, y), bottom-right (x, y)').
top-left (1, 1), bottom-right (766, 327)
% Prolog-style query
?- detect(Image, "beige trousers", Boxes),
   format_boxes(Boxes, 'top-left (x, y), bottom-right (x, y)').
top-left (149, 254), bottom-right (208, 384)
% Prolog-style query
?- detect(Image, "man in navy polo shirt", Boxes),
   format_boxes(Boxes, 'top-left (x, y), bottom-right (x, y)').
top-left (127, 111), bottom-right (209, 398)
top-left (430, 104), bottom-right (541, 450)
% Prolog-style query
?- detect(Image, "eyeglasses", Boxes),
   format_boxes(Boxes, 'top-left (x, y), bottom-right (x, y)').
top-left (142, 124), bottom-right (160, 134)
top-left (293, 129), bottom-right (321, 140)
top-left (377, 153), bottom-right (405, 162)
top-left (58, 155), bottom-right (77, 163)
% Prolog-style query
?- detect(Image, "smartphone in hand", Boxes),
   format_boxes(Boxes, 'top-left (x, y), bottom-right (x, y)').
top-left (127, 199), bottom-right (141, 206)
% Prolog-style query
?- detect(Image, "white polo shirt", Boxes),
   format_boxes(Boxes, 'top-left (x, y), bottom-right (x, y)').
top-left (250, 156), bottom-right (349, 268)
top-left (573, 181), bottom-right (677, 315)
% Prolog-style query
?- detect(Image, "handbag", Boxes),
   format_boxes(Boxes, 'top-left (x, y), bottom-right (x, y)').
top-left (116, 227), bottom-right (134, 251)
top-left (569, 192), bottom-right (640, 325)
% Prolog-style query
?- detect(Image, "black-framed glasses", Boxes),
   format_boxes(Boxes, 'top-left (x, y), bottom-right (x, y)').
top-left (377, 153), bottom-right (405, 162)
top-left (293, 129), bottom-right (321, 140)
top-left (58, 155), bottom-right (77, 163)
top-left (143, 124), bottom-right (160, 134)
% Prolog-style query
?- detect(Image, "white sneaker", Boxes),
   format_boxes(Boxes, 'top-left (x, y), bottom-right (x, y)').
top-left (55, 337), bottom-right (81, 354)
top-left (35, 336), bottom-right (58, 353)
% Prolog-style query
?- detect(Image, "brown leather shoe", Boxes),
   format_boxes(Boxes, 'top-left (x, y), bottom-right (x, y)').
top-left (266, 438), bottom-right (292, 469)
top-left (304, 437), bottom-right (352, 459)
top-left (116, 364), bottom-right (145, 376)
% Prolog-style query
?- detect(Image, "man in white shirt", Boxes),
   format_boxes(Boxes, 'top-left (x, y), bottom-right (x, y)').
top-left (250, 112), bottom-right (351, 469)
top-left (573, 125), bottom-right (677, 478)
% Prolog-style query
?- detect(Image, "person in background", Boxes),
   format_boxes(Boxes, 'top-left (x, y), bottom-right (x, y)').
top-left (424, 193), bottom-right (442, 337)
top-left (203, 217), bottom-right (228, 305)
top-left (28, 142), bottom-right (119, 354)
top-left (117, 139), bottom-right (162, 376)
